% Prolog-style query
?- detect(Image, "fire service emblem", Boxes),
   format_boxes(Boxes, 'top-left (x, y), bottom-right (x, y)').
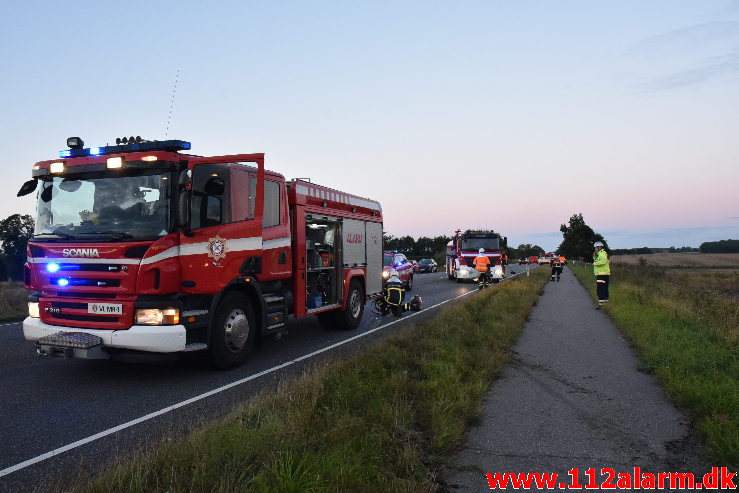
top-left (207, 236), bottom-right (229, 261)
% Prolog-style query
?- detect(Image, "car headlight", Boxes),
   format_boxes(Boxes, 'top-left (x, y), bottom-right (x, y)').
top-left (495, 268), bottom-right (503, 275)
top-left (135, 308), bottom-right (180, 325)
top-left (28, 302), bottom-right (40, 318)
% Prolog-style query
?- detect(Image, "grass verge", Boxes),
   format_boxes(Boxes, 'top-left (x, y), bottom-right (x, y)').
top-left (570, 264), bottom-right (738, 469)
top-left (0, 282), bottom-right (28, 322)
top-left (81, 269), bottom-right (548, 492)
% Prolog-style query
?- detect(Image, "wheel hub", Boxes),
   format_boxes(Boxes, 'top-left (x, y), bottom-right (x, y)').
top-left (349, 290), bottom-right (361, 318)
top-left (224, 309), bottom-right (250, 352)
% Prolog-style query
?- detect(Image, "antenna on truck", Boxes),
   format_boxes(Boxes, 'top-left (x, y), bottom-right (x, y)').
top-left (164, 68), bottom-right (180, 140)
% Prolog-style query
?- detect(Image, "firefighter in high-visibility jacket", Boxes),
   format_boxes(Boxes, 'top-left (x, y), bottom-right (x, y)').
top-left (593, 241), bottom-right (611, 308)
top-left (473, 248), bottom-right (491, 288)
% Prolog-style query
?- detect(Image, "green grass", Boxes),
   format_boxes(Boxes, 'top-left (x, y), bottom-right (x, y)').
top-left (570, 264), bottom-right (738, 469)
top-left (0, 281), bottom-right (28, 322)
top-left (78, 269), bottom-right (549, 492)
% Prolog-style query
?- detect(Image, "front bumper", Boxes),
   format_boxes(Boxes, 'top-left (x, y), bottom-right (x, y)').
top-left (23, 317), bottom-right (186, 354)
top-left (455, 267), bottom-right (480, 279)
top-left (457, 267), bottom-right (504, 280)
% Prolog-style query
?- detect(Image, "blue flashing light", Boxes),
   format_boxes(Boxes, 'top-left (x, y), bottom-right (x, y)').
top-left (57, 139), bottom-right (192, 159)
top-left (46, 263), bottom-right (60, 273)
top-left (57, 278), bottom-right (69, 287)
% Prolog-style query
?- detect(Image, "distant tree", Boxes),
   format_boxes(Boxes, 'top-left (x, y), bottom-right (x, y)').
top-left (700, 239), bottom-right (739, 253)
top-left (381, 233), bottom-right (451, 260)
top-left (557, 213), bottom-right (606, 261)
top-left (0, 214), bottom-right (35, 281)
top-left (515, 243), bottom-right (545, 258)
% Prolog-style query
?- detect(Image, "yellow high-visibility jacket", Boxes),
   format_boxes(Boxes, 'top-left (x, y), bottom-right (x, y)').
top-left (593, 249), bottom-right (610, 276)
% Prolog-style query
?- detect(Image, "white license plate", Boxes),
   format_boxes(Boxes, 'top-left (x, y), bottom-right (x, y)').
top-left (88, 303), bottom-right (123, 315)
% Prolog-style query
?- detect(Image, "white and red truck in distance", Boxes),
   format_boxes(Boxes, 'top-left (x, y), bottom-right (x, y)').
top-left (446, 229), bottom-right (508, 283)
top-left (18, 138), bottom-right (383, 369)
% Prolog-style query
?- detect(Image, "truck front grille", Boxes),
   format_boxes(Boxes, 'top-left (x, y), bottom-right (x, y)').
top-left (49, 278), bottom-right (121, 288)
top-left (55, 314), bottom-right (119, 323)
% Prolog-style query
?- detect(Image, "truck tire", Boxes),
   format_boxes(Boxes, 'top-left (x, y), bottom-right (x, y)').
top-left (317, 279), bottom-right (364, 331)
top-left (209, 292), bottom-right (256, 370)
top-left (405, 275), bottom-right (413, 291)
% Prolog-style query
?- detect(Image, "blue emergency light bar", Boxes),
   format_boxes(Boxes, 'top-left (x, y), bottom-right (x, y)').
top-left (59, 140), bottom-right (191, 158)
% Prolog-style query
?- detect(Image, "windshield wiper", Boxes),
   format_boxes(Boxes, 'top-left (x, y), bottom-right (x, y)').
top-left (76, 231), bottom-right (135, 240)
top-left (33, 232), bottom-right (73, 240)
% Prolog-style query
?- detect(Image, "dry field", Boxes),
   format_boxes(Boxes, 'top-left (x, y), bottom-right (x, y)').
top-left (611, 252), bottom-right (739, 267)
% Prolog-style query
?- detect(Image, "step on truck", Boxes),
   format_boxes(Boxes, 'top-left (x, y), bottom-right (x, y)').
top-left (18, 137), bottom-right (383, 369)
top-left (446, 229), bottom-right (508, 283)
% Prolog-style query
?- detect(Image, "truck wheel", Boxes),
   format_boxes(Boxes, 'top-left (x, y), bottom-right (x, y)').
top-left (405, 275), bottom-right (413, 291)
top-left (447, 270), bottom-right (454, 280)
top-left (318, 280), bottom-right (364, 331)
top-left (209, 292), bottom-right (256, 370)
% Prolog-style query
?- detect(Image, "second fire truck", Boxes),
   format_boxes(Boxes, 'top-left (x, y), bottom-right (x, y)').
top-left (18, 137), bottom-right (383, 369)
top-left (446, 229), bottom-right (508, 283)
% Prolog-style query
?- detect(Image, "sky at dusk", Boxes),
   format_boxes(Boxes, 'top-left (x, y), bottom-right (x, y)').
top-left (1, 1), bottom-right (737, 252)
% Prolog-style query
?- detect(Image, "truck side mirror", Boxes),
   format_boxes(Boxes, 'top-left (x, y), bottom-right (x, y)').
top-left (178, 170), bottom-right (192, 236)
top-left (17, 179), bottom-right (38, 197)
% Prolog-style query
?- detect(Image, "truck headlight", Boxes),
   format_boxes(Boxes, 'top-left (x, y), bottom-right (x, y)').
top-left (382, 271), bottom-right (390, 278)
top-left (28, 302), bottom-right (40, 318)
top-left (495, 268), bottom-right (503, 276)
top-left (135, 308), bottom-right (180, 325)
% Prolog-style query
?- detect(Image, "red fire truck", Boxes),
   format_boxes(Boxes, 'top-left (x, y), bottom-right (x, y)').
top-left (18, 137), bottom-right (383, 369)
top-left (446, 229), bottom-right (508, 283)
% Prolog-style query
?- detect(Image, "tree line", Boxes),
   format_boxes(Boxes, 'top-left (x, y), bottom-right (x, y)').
top-left (0, 214), bottom-right (34, 282)
top-left (610, 246), bottom-right (698, 255)
top-left (383, 233), bottom-right (547, 263)
top-left (699, 239), bottom-right (739, 253)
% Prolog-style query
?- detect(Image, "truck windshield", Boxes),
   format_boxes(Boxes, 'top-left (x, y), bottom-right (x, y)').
top-left (461, 237), bottom-right (501, 251)
top-left (34, 170), bottom-right (172, 241)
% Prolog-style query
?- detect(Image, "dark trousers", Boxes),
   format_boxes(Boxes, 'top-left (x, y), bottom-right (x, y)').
top-left (551, 266), bottom-right (562, 279)
top-left (596, 275), bottom-right (610, 301)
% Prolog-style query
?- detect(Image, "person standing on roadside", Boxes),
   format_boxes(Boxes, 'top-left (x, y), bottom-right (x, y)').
top-left (593, 241), bottom-right (610, 308)
top-left (550, 255), bottom-right (563, 282)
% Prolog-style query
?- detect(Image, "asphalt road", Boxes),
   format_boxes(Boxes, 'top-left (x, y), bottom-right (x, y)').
top-left (0, 265), bottom-right (534, 491)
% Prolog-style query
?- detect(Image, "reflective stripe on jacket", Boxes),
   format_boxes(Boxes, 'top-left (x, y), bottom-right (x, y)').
top-left (593, 249), bottom-right (610, 275)
top-left (473, 255), bottom-right (490, 272)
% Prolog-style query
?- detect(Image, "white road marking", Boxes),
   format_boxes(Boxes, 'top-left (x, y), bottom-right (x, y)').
top-left (0, 286), bottom-right (480, 478)
top-left (0, 321), bottom-right (22, 327)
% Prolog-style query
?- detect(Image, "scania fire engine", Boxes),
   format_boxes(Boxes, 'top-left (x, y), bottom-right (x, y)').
top-left (18, 137), bottom-right (383, 369)
top-left (446, 229), bottom-right (508, 283)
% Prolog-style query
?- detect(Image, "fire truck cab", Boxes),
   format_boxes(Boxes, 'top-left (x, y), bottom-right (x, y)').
top-left (18, 138), bottom-right (383, 369)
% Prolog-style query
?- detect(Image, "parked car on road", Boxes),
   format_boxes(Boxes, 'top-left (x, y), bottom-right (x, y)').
top-left (538, 253), bottom-right (555, 264)
top-left (383, 252), bottom-right (414, 290)
top-left (418, 258), bottom-right (438, 273)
